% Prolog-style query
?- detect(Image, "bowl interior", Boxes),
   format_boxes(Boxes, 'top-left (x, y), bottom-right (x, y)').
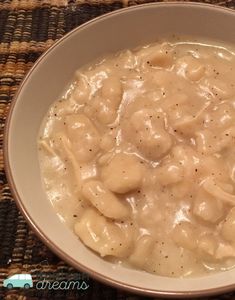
top-left (5, 3), bottom-right (235, 296)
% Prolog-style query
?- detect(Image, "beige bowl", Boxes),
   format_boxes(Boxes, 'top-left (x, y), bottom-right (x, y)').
top-left (4, 2), bottom-right (235, 297)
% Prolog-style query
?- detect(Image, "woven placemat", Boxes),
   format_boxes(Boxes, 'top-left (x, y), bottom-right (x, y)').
top-left (1, 1), bottom-right (235, 299)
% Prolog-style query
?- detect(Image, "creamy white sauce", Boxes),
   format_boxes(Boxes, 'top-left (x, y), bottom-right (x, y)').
top-left (38, 39), bottom-right (235, 277)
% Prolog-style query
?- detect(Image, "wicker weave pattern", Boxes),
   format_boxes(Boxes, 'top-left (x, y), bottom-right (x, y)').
top-left (1, 1), bottom-right (235, 299)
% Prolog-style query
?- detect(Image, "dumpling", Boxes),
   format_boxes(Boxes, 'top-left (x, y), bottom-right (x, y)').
top-left (101, 153), bottom-right (143, 194)
top-left (65, 114), bottom-right (100, 162)
top-left (73, 73), bottom-right (90, 104)
top-left (85, 76), bottom-right (123, 125)
top-left (123, 109), bottom-right (172, 160)
top-left (82, 180), bottom-right (130, 220)
top-left (74, 208), bottom-right (134, 257)
top-left (128, 235), bottom-right (154, 268)
top-left (172, 222), bottom-right (198, 250)
top-left (176, 55), bottom-right (205, 81)
top-left (154, 162), bottom-right (183, 185)
top-left (144, 237), bottom-right (199, 277)
top-left (53, 98), bottom-right (79, 117)
top-left (193, 189), bottom-right (223, 223)
top-left (138, 43), bottom-right (173, 68)
top-left (197, 234), bottom-right (217, 259)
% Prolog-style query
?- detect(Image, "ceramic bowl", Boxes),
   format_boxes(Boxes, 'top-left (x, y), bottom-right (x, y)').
top-left (5, 2), bottom-right (235, 297)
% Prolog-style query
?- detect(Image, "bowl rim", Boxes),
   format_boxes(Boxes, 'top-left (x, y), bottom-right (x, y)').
top-left (4, 2), bottom-right (235, 297)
